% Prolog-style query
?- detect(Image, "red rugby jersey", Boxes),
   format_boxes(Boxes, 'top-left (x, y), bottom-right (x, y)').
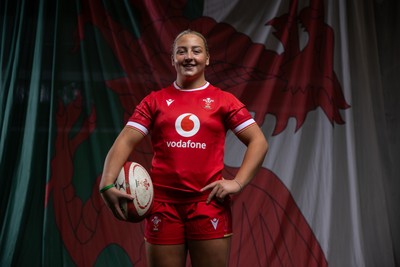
top-left (127, 82), bottom-right (255, 203)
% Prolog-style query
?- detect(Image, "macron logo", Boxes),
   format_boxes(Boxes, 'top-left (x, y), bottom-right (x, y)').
top-left (211, 218), bottom-right (219, 230)
top-left (166, 99), bottom-right (174, 106)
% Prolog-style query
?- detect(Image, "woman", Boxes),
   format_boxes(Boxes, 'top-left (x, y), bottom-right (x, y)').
top-left (99, 29), bottom-right (268, 267)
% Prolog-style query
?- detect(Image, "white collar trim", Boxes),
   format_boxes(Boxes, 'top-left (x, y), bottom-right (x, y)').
top-left (173, 81), bottom-right (209, 91)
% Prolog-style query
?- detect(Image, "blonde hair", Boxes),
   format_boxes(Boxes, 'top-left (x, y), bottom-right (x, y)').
top-left (172, 29), bottom-right (209, 56)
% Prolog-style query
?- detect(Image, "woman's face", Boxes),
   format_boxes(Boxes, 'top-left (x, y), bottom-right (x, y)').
top-left (172, 33), bottom-right (209, 83)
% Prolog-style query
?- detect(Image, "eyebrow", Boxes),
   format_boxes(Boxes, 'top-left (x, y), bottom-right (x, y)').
top-left (176, 46), bottom-right (203, 50)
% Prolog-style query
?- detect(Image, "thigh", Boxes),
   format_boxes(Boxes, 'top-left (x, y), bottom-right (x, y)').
top-left (145, 201), bottom-right (186, 244)
top-left (185, 199), bottom-right (233, 240)
top-left (146, 242), bottom-right (187, 267)
top-left (187, 237), bottom-right (232, 267)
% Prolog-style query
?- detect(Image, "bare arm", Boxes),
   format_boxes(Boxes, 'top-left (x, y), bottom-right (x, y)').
top-left (99, 126), bottom-right (145, 219)
top-left (231, 123), bottom-right (268, 187)
top-left (201, 123), bottom-right (268, 203)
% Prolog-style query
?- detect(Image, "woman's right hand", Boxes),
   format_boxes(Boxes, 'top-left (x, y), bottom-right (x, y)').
top-left (100, 187), bottom-right (134, 220)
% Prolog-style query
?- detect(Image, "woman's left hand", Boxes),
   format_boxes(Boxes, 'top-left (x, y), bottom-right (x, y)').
top-left (201, 178), bottom-right (242, 204)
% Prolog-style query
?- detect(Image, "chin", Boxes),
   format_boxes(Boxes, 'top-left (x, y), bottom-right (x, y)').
top-left (182, 72), bottom-right (197, 77)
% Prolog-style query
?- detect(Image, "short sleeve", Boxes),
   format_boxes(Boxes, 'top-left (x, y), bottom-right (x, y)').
top-left (126, 92), bottom-right (156, 135)
top-left (223, 92), bottom-right (256, 134)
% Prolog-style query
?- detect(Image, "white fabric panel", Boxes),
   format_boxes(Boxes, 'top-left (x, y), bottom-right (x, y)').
top-left (208, 0), bottom-right (397, 266)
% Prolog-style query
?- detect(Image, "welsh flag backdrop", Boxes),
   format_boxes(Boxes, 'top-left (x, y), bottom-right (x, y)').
top-left (1, 0), bottom-right (399, 266)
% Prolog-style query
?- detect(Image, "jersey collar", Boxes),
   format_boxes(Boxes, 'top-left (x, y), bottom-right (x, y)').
top-left (173, 81), bottom-right (209, 91)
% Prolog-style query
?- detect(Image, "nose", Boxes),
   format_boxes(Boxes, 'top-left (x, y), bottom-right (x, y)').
top-left (184, 51), bottom-right (194, 60)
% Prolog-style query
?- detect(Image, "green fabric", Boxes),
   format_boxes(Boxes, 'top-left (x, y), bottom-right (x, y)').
top-left (0, 1), bottom-right (205, 265)
top-left (2, 0), bottom-right (92, 265)
top-left (1, 0), bottom-right (49, 264)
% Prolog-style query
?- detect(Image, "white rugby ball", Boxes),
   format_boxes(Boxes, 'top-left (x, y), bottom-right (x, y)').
top-left (115, 161), bottom-right (153, 222)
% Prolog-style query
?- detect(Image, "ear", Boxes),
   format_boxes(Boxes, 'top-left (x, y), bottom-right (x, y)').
top-left (206, 56), bottom-right (210, 66)
top-left (171, 55), bottom-right (175, 66)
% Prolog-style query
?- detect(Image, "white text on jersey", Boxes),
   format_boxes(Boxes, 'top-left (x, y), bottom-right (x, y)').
top-left (166, 139), bottom-right (206, 149)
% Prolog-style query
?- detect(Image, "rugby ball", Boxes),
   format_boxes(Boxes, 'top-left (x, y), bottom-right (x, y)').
top-left (115, 162), bottom-right (153, 222)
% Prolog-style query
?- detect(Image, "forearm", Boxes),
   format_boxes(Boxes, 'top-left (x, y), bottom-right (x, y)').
top-left (99, 127), bottom-right (144, 188)
top-left (100, 146), bottom-right (129, 188)
top-left (234, 126), bottom-right (268, 188)
top-left (201, 125), bottom-right (268, 201)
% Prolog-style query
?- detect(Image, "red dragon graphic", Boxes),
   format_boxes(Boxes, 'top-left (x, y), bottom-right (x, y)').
top-left (45, 0), bottom-right (349, 266)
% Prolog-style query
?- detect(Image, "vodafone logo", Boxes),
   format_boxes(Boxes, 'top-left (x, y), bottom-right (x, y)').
top-left (175, 113), bottom-right (200, 137)
top-left (166, 113), bottom-right (205, 149)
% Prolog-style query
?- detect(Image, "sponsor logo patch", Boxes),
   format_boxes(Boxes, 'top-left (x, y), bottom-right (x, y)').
top-left (175, 113), bottom-right (200, 137)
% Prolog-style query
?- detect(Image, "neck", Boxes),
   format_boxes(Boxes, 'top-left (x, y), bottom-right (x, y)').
top-left (175, 77), bottom-right (206, 90)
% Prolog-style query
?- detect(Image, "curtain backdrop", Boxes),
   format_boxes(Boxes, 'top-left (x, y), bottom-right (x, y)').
top-left (1, 0), bottom-right (399, 266)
